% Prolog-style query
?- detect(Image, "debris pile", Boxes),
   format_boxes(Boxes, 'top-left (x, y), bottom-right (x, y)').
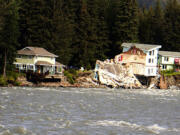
top-left (94, 60), bottom-right (142, 88)
top-left (74, 72), bottom-right (105, 88)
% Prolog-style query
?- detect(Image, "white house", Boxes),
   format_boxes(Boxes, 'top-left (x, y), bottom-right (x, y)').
top-left (14, 47), bottom-right (64, 74)
top-left (158, 51), bottom-right (180, 72)
top-left (121, 43), bottom-right (162, 76)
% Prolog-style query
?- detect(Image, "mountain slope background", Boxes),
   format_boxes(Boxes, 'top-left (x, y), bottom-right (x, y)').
top-left (137, 0), bottom-right (180, 7)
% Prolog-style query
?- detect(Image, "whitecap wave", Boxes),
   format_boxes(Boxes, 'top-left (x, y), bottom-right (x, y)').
top-left (0, 124), bottom-right (5, 129)
top-left (87, 120), bottom-right (179, 134)
top-left (0, 130), bottom-right (12, 135)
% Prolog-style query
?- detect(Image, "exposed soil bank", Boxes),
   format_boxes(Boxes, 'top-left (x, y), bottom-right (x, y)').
top-left (16, 73), bottom-right (180, 90)
top-left (159, 75), bottom-right (180, 89)
top-left (16, 73), bottom-right (106, 88)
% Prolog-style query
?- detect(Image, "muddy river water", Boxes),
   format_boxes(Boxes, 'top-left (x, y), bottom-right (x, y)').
top-left (0, 87), bottom-right (180, 135)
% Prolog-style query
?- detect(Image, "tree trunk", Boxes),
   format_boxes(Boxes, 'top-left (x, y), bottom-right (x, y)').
top-left (3, 48), bottom-right (7, 78)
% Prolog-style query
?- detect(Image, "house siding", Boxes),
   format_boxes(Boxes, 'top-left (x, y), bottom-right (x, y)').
top-left (34, 56), bottom-right (55, 65)
top-left (115, 46), bottom-right (147, 76)
top-left (15, 56), bottom-right (35, 64)
top-left (162, 56), bottom-right (174, 65)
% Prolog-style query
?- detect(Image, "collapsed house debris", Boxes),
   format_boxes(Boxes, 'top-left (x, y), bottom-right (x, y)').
top-left (94, 60), bottom-right (142, 88)
top-left (93, 43), bottom-right (164, 89)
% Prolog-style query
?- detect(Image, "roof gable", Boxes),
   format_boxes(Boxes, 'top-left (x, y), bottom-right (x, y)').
top-left (122, 46), bottom-right (146, 56)
top-left (17, 47), bottom-right (58, 57)
top-left (23, 47), bottom-right (32, 51)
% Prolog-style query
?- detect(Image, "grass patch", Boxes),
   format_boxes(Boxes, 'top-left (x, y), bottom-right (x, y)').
top-left (161, 70), bottom-right (180, 76)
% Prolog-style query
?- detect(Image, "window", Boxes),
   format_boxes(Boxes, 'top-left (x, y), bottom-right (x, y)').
top-left (151, 68), bottom-right (153, 73)
top-left (152, 59), bottom-right (154, 63)
top-left (148, 58), bottom-right (151, 63)
top-left (152, 50), bottom-right (154, 55)
top-left (148, 68), bottom-right (151, 74)
top-left (162, 65), bottom-right (167, 69)
top-left (149, 51), bottom-right (152, 56)
top-left (28, 56), bottom-right (33, 59)
top-left (164, 57), bottom-right (169, 62)
top-left (27, 65), bottom-right (33, 70)
top-left (16, 64), bottom-right (19, 68)
top-left (23, 64), bottom-right (26, 69)
top-left (17, 55), bottom-right (22, 58)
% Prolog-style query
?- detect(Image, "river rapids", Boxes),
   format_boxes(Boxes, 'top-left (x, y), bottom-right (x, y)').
top-left (0, 87), bottom-right (180, 135)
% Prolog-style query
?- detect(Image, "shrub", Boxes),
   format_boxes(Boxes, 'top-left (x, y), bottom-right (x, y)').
top-left (13, 81), bottom-right (21, 86)
top-left (64, 70), bottom-right (78, 84)
top-left (161, 69), bottom-right (180, 76)
top-left (0, 76), bottom-right (7, 86)
top-left (7, 71), bottom-right (19, 80)
top-left (68, 69), bottom-right (78, 77)
top-left (7, 76), bottom-right (15, 83)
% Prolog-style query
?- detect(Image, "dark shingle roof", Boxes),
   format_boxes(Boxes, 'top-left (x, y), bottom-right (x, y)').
top-left (122, 43), bottom-right (162, 51)
top-left (17, 47), bottom-right (58, 57)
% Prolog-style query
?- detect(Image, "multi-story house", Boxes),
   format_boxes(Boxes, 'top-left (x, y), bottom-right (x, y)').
top-left (116, 43), bottom-right (162, 76)
top-left (114, 46), bottom-right (146, 76)
top-left (14, 47), bottom-right (63, 74)
top-left (158, 51), bottom-right (180, 72)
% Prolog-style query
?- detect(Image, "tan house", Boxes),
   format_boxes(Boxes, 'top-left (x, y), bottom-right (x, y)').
top-left (14, 47), bottom-right (64, 74)
top-left (115, 43), bottom-right (162, 76)
top-left (114, 46), bottom-right (146, 75)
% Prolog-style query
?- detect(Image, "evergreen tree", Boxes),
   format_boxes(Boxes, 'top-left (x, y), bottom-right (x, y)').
top-left (112, 0), bottom-right (139, 56)
top-left (152, 0), bottom-right (165, 45)
top-left (72, 0), bottom-right (97, 69)
top-left (164, 0), bottom-right (180, 51)
top-left (96, 0), bottom-right (110, 60)
top-left (50, 0), bottom-right (74, 65)
top-left (138, 0), bottom-right (165, 46)
top-left (138, 7), bottom-right (156, 44)
top-left (19, 0), bottom-right (53, 50)
top-left (0, 0), bottom-right (20, 77)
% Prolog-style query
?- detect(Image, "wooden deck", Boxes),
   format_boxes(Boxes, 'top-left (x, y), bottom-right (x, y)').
top-left (45, 74), bottom-right (64, 79)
